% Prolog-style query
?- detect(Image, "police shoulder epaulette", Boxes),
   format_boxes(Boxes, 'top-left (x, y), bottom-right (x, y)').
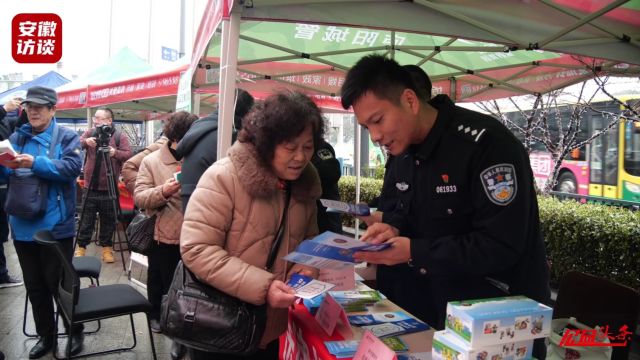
top-left (453, 121), bottom-right (487, 143)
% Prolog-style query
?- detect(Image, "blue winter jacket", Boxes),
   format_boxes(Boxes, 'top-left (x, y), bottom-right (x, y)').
top-left (0, 119), bottom-right (82, 241)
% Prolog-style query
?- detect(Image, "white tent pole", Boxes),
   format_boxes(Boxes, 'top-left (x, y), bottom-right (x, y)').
top-left (354, 116), bottom-right (361, 239)
top-left (145, 120), bottom-right (154, 146)
top-left (390, 31), bottom-right (395, 59)
top-left (86, 108), bottom-right (92, 128)
top-left (193, 92), bottom-right (201, 116)
top-left (217, 10), bottom-right (241, 160)
top-left (449, 77), bottom-right (456, 102)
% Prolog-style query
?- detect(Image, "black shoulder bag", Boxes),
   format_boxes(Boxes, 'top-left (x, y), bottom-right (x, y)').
top-left (160, 183), bottom-right (292, 355)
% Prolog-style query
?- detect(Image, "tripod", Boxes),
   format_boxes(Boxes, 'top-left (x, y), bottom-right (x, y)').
top-left (76, 144), bottom-right (129, 270)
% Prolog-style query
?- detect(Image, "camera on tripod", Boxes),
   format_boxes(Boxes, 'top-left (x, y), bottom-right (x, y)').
top-left (95, 124), bottom-right (115, 148)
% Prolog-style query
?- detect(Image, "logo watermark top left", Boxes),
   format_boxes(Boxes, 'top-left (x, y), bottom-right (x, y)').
top-left (12, 13), bottom-right (62, 63)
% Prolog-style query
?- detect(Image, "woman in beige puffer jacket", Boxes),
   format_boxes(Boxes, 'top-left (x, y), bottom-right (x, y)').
top-left (181, 92), bottom-right (324, 360)
top-left (134, 111), bottom-right (196, 350)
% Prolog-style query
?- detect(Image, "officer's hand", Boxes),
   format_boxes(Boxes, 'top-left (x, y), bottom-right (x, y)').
top-left (108, 146), bottom-right (116, 157)
top-left (353, 236), bottom-right (411, 266)
top-left (360, 222), bottom-right (399, 244)
top-left (357, 211), bottom-right (383, 227)
top-left (86, 137), bottom-right (97, 148)
top-left (266, 280), bottom-right (296, 309)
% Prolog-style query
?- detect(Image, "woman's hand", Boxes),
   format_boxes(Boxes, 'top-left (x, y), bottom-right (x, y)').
top-left (2, 154), bottom-right (34, 169)
top-left (266, 280), bottom-right (296, 308)
top-left (161, 178), bottom-right (180, 198)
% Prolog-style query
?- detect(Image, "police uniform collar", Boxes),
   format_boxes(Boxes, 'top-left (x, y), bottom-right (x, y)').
top-left (411, 94), bottom-right (454, 160)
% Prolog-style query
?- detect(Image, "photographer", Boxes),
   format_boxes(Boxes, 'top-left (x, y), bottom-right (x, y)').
top-left (75, 108), bottom-right (132, 262)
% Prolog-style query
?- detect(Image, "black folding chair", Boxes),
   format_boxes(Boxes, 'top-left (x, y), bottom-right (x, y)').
top-left (34, 230), bottom-right (158, 359)
top-left (23, 256), bottom-right (103, 337)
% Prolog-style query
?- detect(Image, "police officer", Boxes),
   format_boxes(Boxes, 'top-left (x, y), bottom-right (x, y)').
top-left (312, 138), bottom-right (342, 233)
top-left (341, 55), bottom-right (550, 358)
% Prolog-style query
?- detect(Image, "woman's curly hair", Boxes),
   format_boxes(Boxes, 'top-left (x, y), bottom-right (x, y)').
top-left (238, 91), bottom-right (325, 167)
top-left (163, 111), bottom-right (198, 142)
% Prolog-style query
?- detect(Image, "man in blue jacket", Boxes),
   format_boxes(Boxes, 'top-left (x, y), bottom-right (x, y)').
top-left (0, 86), bottom-right (84, 359)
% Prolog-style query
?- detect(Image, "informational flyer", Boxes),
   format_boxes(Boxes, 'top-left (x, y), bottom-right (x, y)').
top-left (286, 274), bottom-right (335, 299)
top-left (283, 231), bottom-right (390, 269)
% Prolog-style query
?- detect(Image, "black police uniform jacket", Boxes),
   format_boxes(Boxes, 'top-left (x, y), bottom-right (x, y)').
top-left (378, 95), bottom-right (550, 330)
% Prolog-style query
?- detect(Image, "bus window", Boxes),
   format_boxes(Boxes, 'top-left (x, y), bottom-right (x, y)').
top-left (624, 122), bottom-right (640, 177)
top-left (604, 124), bottom-right (618, 185)
top-left (589, 117), bottom-right (604, 183)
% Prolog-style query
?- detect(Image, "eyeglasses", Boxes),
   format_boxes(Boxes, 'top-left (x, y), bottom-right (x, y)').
top-left (92, 116), bottom-right (110, 121)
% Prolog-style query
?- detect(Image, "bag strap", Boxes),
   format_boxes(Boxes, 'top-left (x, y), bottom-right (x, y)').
top-left (265, 182), bottom-right (291, 271)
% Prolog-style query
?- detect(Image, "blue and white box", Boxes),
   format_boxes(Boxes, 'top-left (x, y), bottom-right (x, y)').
top-left (446, 296), bottom-right (552, 348)
top-left (432, 330), bottom-right (534, 360)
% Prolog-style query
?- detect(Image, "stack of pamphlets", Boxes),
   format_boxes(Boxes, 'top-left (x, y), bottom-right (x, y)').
top-left (330, 290), bottom-right (384, 312)
top-left (0, 139), bottom-right (17, 163)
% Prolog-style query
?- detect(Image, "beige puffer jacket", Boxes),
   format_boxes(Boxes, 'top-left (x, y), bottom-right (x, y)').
top-left (180, 141), bottom-right (321, 347)
top-left (134, 144), bottom-right (183, 245)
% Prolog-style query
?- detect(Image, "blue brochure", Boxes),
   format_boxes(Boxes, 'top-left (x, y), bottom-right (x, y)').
top-left (283, 231), bottom-right (390, 269)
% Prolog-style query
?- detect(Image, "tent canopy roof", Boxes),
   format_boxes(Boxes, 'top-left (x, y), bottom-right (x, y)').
top-left (191, 0), bottom-right (640, 109)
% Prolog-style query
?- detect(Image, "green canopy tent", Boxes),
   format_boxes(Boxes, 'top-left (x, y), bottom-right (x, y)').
top-left (55, 47), bottom-right (155, 120)
top-left (185, 0), bottom-right (640, 160)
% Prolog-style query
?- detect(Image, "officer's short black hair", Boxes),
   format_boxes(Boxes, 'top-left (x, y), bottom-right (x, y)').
top-left (341, 54), bottom-right (419, 110)
top-left (402, 65), bottom-right (432, 102)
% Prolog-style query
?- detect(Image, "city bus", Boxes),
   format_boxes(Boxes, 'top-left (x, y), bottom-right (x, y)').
top-left (506, 99), bottom-right (640, 203)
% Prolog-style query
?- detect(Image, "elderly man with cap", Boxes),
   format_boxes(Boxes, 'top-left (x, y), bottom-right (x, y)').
top-left (0, 86), bottom-right (84, 359)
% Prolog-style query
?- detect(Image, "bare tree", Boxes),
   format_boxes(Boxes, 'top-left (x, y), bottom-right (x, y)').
top-left (477, 69), bottom-right (639, 195)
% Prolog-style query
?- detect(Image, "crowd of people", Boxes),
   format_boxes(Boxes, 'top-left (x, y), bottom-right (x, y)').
top-left (0, 53), bottom-right (550, 360)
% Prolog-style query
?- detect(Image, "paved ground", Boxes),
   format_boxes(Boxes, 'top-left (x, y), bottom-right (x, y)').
top-left (0, 240), bottom-right (176, 360)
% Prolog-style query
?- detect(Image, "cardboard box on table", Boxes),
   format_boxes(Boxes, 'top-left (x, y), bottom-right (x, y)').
top-left (432, 330), bottom-right (533, 360)
top-left (445, 296), bottom-right (552, 348)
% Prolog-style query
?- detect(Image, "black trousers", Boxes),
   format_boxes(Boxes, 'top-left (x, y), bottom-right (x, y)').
top-left (76, 190), bottom-right (117, 247)
top-left (14, 237), bottom-right (83, 337)
top-left (146, 242), bottom-right (181, 319)
top-left (188, 339), bottom-right (279, 360)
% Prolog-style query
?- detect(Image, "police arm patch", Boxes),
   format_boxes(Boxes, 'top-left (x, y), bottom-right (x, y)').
top-left (480, 163), bottom-right (517, 206)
